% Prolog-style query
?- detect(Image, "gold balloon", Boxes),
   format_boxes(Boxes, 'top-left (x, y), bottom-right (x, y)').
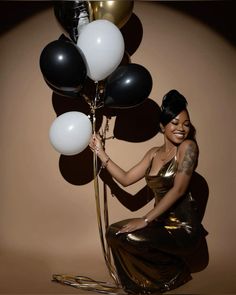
top-left (87, 1), bottom-right (94, 23)
top-left (91, 1), bottom-right (134, 28)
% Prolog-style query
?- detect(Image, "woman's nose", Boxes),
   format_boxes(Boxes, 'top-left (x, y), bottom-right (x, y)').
top-left (177, 124), bottom-right (184, 131)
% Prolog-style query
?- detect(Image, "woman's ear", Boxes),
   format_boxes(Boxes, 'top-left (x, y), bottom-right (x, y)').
top-left (160, 123), bottom-right (165, 133)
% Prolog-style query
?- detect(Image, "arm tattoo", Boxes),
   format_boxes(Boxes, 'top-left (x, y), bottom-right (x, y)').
top-left (178, 143), bottom-right (198, 175)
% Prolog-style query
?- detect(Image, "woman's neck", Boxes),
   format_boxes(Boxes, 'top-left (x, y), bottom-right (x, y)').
top-left (162, 139), bottom-right (176, 152)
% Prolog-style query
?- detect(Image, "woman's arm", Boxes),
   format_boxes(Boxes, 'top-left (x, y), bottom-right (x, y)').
top-left (118, 139), bottom-right (198, 233)
top-left (90, 134), bottom-right (156, 187)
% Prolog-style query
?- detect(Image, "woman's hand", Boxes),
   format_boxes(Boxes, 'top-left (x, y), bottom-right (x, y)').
top-left (89, 133), bottom-right (104, 155)
top-left (116, 218), bottom-right (148, 235)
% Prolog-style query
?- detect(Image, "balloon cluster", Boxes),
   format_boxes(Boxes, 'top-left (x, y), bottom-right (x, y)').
top-left (39, 1), bottom-right (153, 156)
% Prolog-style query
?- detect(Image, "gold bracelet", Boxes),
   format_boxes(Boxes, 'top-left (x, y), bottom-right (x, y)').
top-left (101, 156), bottom-right (110, 169)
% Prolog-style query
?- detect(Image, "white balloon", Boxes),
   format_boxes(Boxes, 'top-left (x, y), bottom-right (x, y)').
top-left (77, 19), bottom-right (125, 81)
top-left (49, 111), bottom-right (92, 156)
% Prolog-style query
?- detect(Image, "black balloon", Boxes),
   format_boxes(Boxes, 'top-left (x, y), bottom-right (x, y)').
top-left (39, 39), bottom-right (87, 92)
top-left (54, 1), bottom-right (91, 43)
top-left (104, 63), bottom-right (152, 108)
top-left (45, 80), bottom-right (81, 98)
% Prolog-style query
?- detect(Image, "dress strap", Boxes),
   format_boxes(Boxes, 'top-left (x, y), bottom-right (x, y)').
top-left (174, 146), bottom-right (178, 161)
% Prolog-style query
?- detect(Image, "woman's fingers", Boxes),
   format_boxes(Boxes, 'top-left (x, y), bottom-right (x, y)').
top-left (116, 219), bottom-right (147, 235)
top-left (119, 223), bottom-right (133, 233)
top-left (89, 135), bottom-right (100, 153)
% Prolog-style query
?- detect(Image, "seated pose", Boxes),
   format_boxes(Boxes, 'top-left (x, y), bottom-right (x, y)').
top-left (90, 90), bottom-right (206, 294)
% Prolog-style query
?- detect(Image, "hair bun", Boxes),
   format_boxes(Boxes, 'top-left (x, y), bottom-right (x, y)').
top-left (160, 89), bottom-right (188, 126)
top-left (161, 89), bottom-right (187, 111)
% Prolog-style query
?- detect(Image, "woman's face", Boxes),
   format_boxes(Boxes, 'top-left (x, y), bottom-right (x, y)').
top-left (163, 110), bottom-right (191, 145)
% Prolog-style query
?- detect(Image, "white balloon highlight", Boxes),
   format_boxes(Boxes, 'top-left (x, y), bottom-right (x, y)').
top-left (77, 19), bottom-right (125, 81)
top-left (49, 111), bottom-right (92, 155)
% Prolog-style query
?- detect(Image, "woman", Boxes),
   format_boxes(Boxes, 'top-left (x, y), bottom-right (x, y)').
top-left (90, 90), bottom-right (205, 294)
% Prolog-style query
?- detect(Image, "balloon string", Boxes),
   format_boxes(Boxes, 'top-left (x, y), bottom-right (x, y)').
top-left (52, 83), bottom-right (120, 292)
top-left (92, 83), bottom-right (120, 285)
top-left (103, 180), bottom-right (111, 261)
top-left (52, 274), bottom-right (127, 294)
top-left (102, 117), bottom-right (112, 265)
top-left (92, 146), bottom-right (119, 285)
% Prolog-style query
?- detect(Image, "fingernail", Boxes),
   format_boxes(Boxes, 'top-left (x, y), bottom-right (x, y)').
top-left (116, 231), bottom-right (120, 235)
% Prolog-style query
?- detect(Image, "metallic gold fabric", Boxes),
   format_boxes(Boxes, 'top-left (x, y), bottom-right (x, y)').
top-left (106, 156), bottom-right (202, 294)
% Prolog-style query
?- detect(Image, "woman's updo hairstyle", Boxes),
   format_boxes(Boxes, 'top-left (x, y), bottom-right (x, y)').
top-left (160, 89), bottom-right (188, 126)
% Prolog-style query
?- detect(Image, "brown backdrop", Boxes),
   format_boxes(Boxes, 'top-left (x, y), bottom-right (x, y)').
top-left (0, 2), bottom-right (235, 294)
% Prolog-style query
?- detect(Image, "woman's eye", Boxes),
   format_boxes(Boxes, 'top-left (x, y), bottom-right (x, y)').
top-left (171, 121), bottom-right (178, 125)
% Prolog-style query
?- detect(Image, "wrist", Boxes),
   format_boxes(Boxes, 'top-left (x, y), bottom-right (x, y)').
top-left (100, 154), bottom-right (110, 169)
top-left (97, 150), bottom-right (107, 160)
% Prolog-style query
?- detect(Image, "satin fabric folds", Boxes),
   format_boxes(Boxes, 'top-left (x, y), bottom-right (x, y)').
top-left (106, 156), bottom-right (204, 294)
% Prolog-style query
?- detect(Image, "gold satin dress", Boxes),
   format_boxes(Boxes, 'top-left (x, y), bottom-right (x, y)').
top-left (106, 156), bottom-right (203, 294)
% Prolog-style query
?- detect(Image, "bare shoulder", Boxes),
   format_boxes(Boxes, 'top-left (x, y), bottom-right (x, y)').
top-left (145, 146), bottom-right (160, 160)
top-left (177, 140), bottom-right (198, 175)
top-left (178, 139), bottom-right (198, 155)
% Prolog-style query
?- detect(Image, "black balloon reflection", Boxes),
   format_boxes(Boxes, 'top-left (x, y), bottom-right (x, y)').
top-left (113, 98), bottom-right (161, 142)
